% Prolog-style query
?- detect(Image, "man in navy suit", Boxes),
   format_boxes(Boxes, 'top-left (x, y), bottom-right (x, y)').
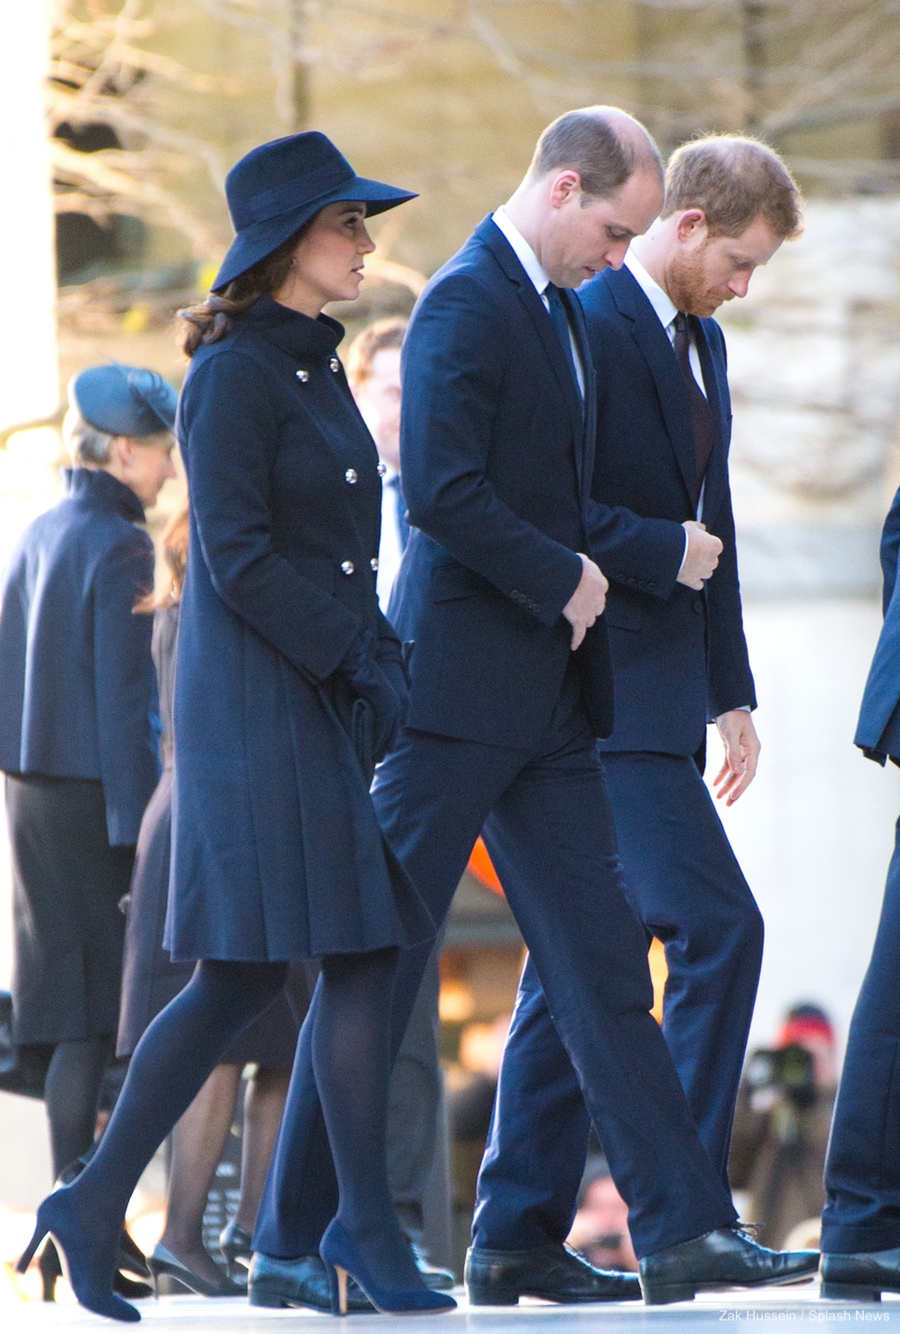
top-left (820, 485), bottom-right (900, 1300)
top-left (250, 109), bottom-right (817, 1308)
top-left (469, 136), bottom-right (805, 1300)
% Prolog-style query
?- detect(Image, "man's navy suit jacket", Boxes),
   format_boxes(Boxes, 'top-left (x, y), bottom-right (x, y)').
top-left (390, 215), bottom-right (660, 751)
top-left (578, 265), bottom-right (756, 758)
top-left (855, 484), bottom-right (900, 763)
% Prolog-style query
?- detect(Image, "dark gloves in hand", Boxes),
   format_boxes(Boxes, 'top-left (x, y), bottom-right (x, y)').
top-left (339, 630), bottom-right (407, 763)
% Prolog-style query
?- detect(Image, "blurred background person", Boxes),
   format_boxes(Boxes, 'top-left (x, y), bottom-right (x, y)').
top-left (567, 1156), bottom-right (638, 1274)
top-left (347, 317), bottom-right (408, 608)
top-left (117, 501), bottom-right (314, 1298)
top-left (0, 362), bottom-right (177, 1292)
top-left (729, 1002), bottom-right (837, 1249)
top-left (447, 1014), bottom-right (510, 1235)
top-left (346, 315), bottom-right (453, 1290)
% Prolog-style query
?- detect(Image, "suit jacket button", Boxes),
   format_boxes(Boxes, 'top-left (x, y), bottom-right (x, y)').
top-left (330, 357), bottom-right (341, 373)
top-left (344, 468), bottom-right (358, 484)
top-left (377, 462), bottom-right (387, 476)
top-left (341, 560), bottom-right (355, 576)
top-left (295, 369), bottom-right (310, 383)
top-left (370, 557), bottom-right (379, 571)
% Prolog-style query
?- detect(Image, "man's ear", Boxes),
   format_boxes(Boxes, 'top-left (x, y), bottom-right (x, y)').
top-left (548, 170), bottom-right (582, 209)
top-left (674, 209), bottom-right (708, 244)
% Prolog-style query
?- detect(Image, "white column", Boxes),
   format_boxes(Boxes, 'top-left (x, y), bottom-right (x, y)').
top-left (0, 2), bottom-right (58, 431)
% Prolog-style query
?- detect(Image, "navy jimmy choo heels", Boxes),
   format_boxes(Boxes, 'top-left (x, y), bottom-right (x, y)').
top-left (17, 1187), bottom-right (141, 1323)
top-left (319, 1218), bottom-right (456, 1316)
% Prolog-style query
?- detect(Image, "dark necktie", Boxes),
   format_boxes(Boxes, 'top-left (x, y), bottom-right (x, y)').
top-left (672, 312), bottom-right (716, 498)
top-left (387, 474), bottom-right (410, 550)
top-left (545, 283), bottom-right (582, 401)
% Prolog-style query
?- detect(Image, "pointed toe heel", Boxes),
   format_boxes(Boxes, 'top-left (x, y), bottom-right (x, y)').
top-left (148, 1242), bottom-right (244, 1298)
top-left (17, 1190), bottom-right (140, 1323)
top-left (319, 1219), bottom-right (456, 1316)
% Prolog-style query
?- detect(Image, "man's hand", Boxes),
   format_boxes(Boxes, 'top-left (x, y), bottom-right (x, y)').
top-left (677, 521), bottom-right (723, 590)
top-left (713, 709), bottom-right (760, 806)
top-left (562, 554), bottom-right (608, 650)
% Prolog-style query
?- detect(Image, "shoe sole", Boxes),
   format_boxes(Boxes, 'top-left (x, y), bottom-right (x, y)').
top-left (467, 1285), bottom-right (640, 1306)
top-left (643, 1266), bottom-right (820, 1306)
top-left (821, 1282), bottom-right (883, 1302)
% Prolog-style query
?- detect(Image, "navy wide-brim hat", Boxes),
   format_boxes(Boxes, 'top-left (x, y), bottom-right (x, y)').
top-left (69, 362), bottom-right (178, 437)
top-left (211, 131), bottom-right (417, 293)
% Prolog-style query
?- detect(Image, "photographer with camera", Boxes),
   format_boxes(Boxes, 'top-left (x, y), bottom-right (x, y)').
top-left (729, 1003), bottom-right (837, 1249)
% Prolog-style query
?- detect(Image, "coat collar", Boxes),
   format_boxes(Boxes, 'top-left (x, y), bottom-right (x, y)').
top-left (65, 467), bottom-right (146, 522)
top-left (474, 216), bottom-right (594, 500)
top-left (241, 294), bottom-right (344, 362)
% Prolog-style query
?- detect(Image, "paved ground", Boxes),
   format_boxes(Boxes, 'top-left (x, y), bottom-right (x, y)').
top-left (1, 1276), bottom-right (899, 1334)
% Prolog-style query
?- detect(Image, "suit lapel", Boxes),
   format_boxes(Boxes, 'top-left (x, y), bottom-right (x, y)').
top-left (478, 219), bottom-right (587, 492)
top-left (606, 267), bottom-right (698, 506)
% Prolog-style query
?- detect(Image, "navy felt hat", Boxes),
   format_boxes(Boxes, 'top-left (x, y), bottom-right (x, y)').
top-left (69, 363), bottom-right (178, 437)
top-left (211, 131), bottom-right (417, 292)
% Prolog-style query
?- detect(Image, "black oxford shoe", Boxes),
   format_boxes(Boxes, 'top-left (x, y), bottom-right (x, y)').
top-left (640, 1226), bottom-right (820, 1305)
top-left (822, 1247), bottom-right (900, 1300)
top-left (248, 1251), bottom-right (374, 1312)
top-left (465, 1242), bottom-right (641, 1304)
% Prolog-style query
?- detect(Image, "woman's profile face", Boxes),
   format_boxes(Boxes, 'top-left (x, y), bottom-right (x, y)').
top-left (275, 201), bottom-right (376, 316)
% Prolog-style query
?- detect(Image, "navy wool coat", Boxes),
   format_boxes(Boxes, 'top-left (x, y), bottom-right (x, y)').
top-left (855, 484), bottom-right (900, 764)
top-left (0, 468), bottom-right (159, 845)
top-left (579, 266), bottom-right (756, 758)
top-left (167, 296), bottom-right (431, 962)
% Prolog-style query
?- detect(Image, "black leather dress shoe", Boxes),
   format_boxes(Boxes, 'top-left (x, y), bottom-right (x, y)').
top-left (640, 1226), bottom-right (820, 1305)
top-left (465, 1243), bottom-right (641, 1304)
top-left (248, 1252), bottom-right (374, 1312)
top-left (822, 1247), bottom-right (900, 1300)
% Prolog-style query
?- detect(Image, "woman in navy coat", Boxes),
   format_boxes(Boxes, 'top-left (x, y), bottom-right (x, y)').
top-left (0, 362), bottom-right (176, 1193)
top-left (19, 131), bottom-right (449, 1323)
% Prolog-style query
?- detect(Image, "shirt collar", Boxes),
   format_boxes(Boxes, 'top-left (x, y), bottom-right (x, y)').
top-left (492, 207), bottom-right (552, 297)
top-left (625, 249), bottom-right (679, 333)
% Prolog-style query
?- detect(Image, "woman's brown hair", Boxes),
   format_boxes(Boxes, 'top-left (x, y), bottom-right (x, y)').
top-left (136, 502), bottom-right (190, 612)
top-left (179, 224), bottom-right (307, 357)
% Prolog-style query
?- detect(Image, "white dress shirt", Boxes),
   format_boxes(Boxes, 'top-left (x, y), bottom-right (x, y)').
top-left (492, 207), bottom-right (584, 397)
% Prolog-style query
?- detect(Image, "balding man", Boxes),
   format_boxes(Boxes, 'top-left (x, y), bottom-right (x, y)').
top-left (470, 135), bottom-right (807, 1303)
top-left (250, 110), bottom-right (817, 1311)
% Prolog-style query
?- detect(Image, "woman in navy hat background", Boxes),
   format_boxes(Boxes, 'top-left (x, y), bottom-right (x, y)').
top-left (18, 131), bottom-right (453, 1322)
top-left (0, 364), bottom-right (177, 1238)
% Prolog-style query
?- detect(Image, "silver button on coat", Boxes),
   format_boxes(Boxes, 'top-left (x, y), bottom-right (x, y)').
top-left (340, 560), bottom-right (355, 576)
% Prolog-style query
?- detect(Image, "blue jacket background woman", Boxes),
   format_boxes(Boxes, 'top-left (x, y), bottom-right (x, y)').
top-left (0, 363), bottom-right (176, 1196)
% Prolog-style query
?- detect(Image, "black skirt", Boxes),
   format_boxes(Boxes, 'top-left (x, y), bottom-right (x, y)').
top-left (6, 774), bottom-right (133, 1045)
top-left (117, 766), bottom-right (309, 1067)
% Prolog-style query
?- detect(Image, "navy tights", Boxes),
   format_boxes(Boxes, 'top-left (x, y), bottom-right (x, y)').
top-left (64, 949), bottom-right (413, 1291)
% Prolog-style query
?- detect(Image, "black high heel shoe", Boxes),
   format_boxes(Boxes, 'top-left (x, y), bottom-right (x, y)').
top-left (148, 1242), bottom-right (245, 1297)
top-left (218, 1219), bottom-right (253, 1279)
top-left (17, 1187), bottom-right (141, 1323)
top-left (319, 1219), bottom-right (456, 1316)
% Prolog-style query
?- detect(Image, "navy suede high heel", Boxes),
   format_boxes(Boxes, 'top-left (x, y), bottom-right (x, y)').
top-left (16, 1187), bottom-right (140, 1323)
top-left (319, 1218), bottom-right (456, 1316)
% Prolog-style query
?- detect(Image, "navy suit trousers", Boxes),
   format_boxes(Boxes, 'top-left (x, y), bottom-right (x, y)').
top-left (253, 673), bottom-right (735, 1261)
top-left (822, 813), bottom-right (900, 1254)
top-left (473, 751), bottom-right (763, 1251)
